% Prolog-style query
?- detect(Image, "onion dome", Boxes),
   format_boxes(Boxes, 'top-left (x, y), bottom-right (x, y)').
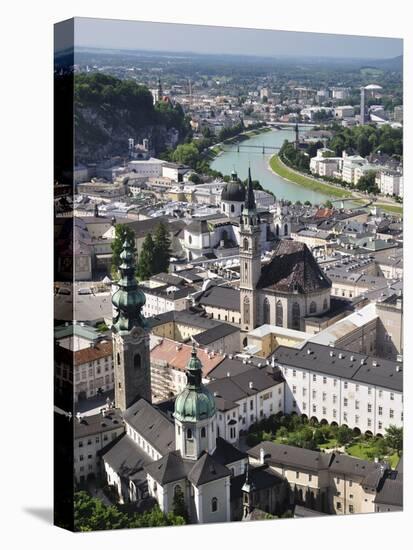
top-left (112, 239), bottom-right (147, 333)
top-left (174, 344), bottom-right (216, 422)
top-left (221, 170), bottom-right (246, 202)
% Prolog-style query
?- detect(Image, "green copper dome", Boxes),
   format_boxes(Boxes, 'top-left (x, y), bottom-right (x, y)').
top-left (112, 238), bottom-right (147, 333)
top-left (174, 344), bottom-right (216, 422)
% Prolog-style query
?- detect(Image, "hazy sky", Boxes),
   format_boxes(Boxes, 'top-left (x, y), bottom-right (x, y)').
top-left (69, 17), bottom-right (403, 59)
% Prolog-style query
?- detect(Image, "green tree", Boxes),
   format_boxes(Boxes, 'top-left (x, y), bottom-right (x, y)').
top-left (357, 133), bottom-right (372, 157)
top-left (153, 222), bottom-right (172, 275)
top-left (74, 491), bottom-right (129, 531)
top-left (188, 173), bottom-right (201, 184)
top-left (384, 425), bottom-right (403, 456)
top-left (172, 489), bottom-right (189, 522)
top-left (172, 142), bottom-right (200, 168)
top-left (337, 425), bottom-right (353, 446)
top-left (74, 492), bottom-right (185, 531)
top-left (356, 171), bottom-right (379, 194)
top-left (111, 224), bottom-right (136, 276)
top-left (136, 233), bottom-right (155, 280)
top-left (323, 200), bottom-right (333, 209)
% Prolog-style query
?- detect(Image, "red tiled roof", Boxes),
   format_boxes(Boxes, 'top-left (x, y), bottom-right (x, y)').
top-left (151, 339), bottom-right (225, 376)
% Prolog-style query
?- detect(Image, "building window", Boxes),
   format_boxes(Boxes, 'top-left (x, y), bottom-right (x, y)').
top-left (293, 385), bottom-right (297, 394)
top-left (333, 409), bottom-right (337, 418)
top-left (390, 393), bottom-right (394, 401)
top-left (344, 381), bottom-right (348, 389)
top-left (187, 429), bottom-right (193, 439)
top-left (117, 353), bottom-right (120, 365)
top-left (211, 497), bottom-right (218, 512)
top-left (367, 403), bottom-right (372, 413)
top-left (349, 505), bottom-right (354, 514)
top-left (333, 379), bottom-right (337, 387)
top-left (276, 300), bottom-right (283, 326)
top-left (322, 392), bottom-right (326, 401)
top-left (292, 302), bottom-right (300, 330)
top-left (355, 401), bottom-right (359, 410)
top-left (333, 394), bottom-right (337, 404)
top-left (263, 298), bottom-right (270, 324)
top-left (243, 238), bottom-right (249, 251)
top-left (378, 406), bottom-right (383, 416)
top-left (309, 301), bottom-right (317, 314)
top-left (201, 427), bottom-right (206, 438)
top-left (313, 374), bottom-right (317, 382)
top-left (312, 390), bottom-right (316, 399)
top-left (293, 369), bottom-right (297, 378)
top-left (309, 474), bottom-right (312, 482)
top-left (243, 296), bottom-right (250, 326)
top-left (296, 472), bottom-right (300, 479)
top-left (336, 502), bottom-right (342, 510)
top-left (389, 409), bottom-right (394, 419)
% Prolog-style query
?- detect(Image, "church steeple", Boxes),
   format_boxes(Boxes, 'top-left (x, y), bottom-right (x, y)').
top-left (112, 239), bottom-right (146, 334)
top-left (157, 77), bottom-right (163, 100)
top-left (239, 168), bottom-right (261, 331)
top-left (174, 343), bottom-right (217, 459)
top-left (245, 167), bottom-right (257, 212)
top-left (112, 238), bottom-right (151, 410)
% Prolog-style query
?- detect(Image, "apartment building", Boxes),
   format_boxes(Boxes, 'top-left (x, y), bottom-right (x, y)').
top-left (248, 441), bottom-right (402, 514)
top-left (74, 407), bottom-right (124, 484)
top-left (272, 342), bottom-right (403, 436)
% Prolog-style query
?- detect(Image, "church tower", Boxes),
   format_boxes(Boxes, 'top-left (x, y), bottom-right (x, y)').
top-left (174, 344), bottom-right (217, 460)
top-left (239, 168), bottom-right (261, 332)
top-left (112, 238), bottom-right (151, 411)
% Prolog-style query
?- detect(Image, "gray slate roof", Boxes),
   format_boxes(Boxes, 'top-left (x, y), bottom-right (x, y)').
top-left (187, 452), bottom-right (231, 487)
top-left (103, 433), bottom-right (150, 480)
top-left (123, 399), bottom-right (175, 456)
top-left (272, 342), bottom-right (403, 392)
top-left (197, 285), bottom-right (240, 311)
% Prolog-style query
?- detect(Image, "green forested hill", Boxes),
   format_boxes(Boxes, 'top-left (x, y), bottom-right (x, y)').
top-left (73, 73), bottom-right (190, 162)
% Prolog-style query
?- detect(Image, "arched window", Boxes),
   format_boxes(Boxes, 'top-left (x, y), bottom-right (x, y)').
top-left (134, 354), bottom-right (141, 369)
top-left (275, 224), bottom-right (280, 237)
top-left (211, 497), bottom-right (218, 512)
top-left (188, 234), bottom-right (192, 245)
top-left (117, 353), bottom-right (121, 365)
top-left (230, 204), bottom-right (235, 213)
top-left (323, 298), bottom-right (328, 310)
top-left (201, 427), bottom-right (206, 438)
top-left (292, 302), bottom-right (300, 330)
top-left (187, 428), bottom-right (193, 439)
top-left (243, 238), bottom-right (249, 251)
top-left (309, 301), bottom-right (317, 314)
top-left (243, 296), bottom-right (250, 325)
top-left (263, 298), bottom-right (270, 324)
top-left (223, 203), bottom-right (226, 212)
top-left (276, 300), bottom-right (283, 326)
top-left (284, 223), bottom-right (289, 236)
top-left (174, 485), bottom-right (182, 497)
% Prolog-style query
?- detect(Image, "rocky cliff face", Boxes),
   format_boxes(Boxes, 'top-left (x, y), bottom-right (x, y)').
top-left (75, 107), bottom-right (177, 162)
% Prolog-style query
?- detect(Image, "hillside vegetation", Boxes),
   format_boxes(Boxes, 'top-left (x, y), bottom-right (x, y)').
top-left (74, 73), bottom-right (190, 162)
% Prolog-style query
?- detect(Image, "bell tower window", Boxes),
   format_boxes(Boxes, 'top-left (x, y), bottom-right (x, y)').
top-left (187, 428), bottom-right (193, 439)
top-left (134, 354), bottom-right (141, 369)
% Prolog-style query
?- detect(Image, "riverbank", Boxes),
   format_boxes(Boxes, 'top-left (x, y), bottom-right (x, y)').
top-left (208, 126), bottom-right (272, 158)
top-left (268, 154), bottom-right (352, 199)
top-left (269, 154), bottom-right (403, 215)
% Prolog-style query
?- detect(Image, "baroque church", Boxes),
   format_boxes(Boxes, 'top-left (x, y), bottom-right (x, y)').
top-left (183, 169), bottom-right (291, 262)
top-left (238, 173), bottom-right (332, 332)
top-left (103, 238), bottom-right (292, 523)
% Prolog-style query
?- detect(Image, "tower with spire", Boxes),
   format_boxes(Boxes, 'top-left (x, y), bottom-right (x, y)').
top-left (239, 168), bottom-right (261, 332)
top-left (157, 77), bottom-right (163, 101)
top-left (174, 343), bottom-right (217, 459)
top-left (112, 238), bottom-right (151, 411)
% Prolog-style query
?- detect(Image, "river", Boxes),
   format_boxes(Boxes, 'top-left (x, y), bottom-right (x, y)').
top-left (210, 127), bottom-right (334, 205)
